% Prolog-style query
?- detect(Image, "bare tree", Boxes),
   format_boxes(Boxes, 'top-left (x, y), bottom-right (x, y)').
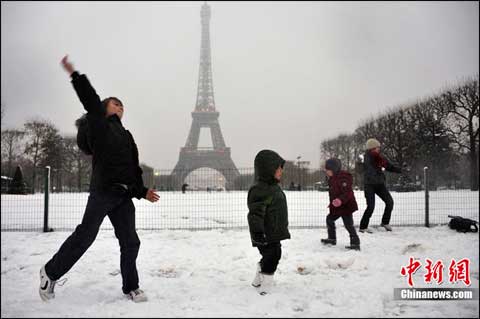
top-left (320, 133), bottom-right (355, 168)
top-left (63, 136), bottom-right (91, 192)
top-left (320, 75), bottom-right (478, 190)
top-left (407, 97), bottom-right (452, 188)
top-left (1, 129), bottom-right (26, 177)
top-left (443, 77), bottom-right (479, 190)
top-left (24, 119), bottom-right (58, 193)
top-left (40, 129), bottom-right (65, 192)
top-left (354, 117), bottom-right (378, 152)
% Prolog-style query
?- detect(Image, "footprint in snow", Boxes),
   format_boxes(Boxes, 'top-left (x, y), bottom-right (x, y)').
top-left (324, 257), bottom-right (355, 269)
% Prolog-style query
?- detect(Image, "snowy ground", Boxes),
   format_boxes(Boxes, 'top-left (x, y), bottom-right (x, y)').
top-left (1, 226), bottom-right (479, 317)
top-left (1, 190), bottom-right (478, 231)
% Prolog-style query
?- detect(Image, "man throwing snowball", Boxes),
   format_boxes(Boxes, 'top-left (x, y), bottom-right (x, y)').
top-left (39, 56), bottom-right (160, 303)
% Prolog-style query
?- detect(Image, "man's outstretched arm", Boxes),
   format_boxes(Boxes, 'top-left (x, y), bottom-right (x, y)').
top-left (61, 55), bottom-right (104, 116)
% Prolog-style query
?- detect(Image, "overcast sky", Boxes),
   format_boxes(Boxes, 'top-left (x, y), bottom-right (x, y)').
top-left (1, 1), bottom-right (479, 170)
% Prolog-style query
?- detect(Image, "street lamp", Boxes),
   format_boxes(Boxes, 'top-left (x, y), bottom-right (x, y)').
top-left (297, 156), bottom-right (301, 189)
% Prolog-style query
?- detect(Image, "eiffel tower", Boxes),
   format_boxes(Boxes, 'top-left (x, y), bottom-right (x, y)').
top-left (171, 2), bottom-right (239, 189)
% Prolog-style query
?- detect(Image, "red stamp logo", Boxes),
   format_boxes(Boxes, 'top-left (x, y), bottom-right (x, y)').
top-left (400, 257), bottom-right (471, 287)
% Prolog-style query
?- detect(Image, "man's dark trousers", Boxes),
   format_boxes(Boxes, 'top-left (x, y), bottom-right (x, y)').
top-left (44, 192), bottom-right (140, 294)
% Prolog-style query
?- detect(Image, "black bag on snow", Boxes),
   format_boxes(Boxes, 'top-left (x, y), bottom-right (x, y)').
top-left (448, 215), bottom-right (478, 233)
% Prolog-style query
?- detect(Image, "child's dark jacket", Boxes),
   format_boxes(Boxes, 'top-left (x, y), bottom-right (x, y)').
top-left (247, 150), bottom-right (291, 247)
top-left (328, 170), bottom-right (358, 216)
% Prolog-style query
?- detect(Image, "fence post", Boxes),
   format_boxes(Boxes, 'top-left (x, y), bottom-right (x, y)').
top-left (43, 166), bottom-right (53, 232)
top-left (424, 166), bottom-right (430, 228)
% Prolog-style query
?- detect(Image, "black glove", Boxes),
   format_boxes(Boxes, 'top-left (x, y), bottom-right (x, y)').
top-left (252, 233), bottom-right (268, 247)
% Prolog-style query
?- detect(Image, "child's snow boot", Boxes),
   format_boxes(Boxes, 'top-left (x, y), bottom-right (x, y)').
top-left (125, 288), bottom-right (148, 303)
top-left (359, 228), bottom-right (373, 234)
top-left (321, 238), bottom-right (337, 245)
top-left (257, 273), bottom-right (274, 295)
top-left (345, 244), bottom-right (361, 251)
top-left (380, 224), bottom-right (392, 231)
top-left (251, 262), bottom-right (262, 287)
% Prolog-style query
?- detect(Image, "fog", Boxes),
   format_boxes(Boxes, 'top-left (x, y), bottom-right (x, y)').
top-left (1, 1), bottom-right (478, 169)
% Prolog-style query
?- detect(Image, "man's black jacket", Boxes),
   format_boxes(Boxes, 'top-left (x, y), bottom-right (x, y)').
top-left (71, 71), bottom-right (148, 199)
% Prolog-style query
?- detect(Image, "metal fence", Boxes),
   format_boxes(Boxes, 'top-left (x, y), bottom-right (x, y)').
top-left (1, 167), bottom-right (478, 231)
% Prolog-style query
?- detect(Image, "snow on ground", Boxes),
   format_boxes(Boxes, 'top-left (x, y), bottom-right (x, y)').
top-left (1, 226), bottom-right (478, 317)
top-left (1, 190), bottom-right (479, 231)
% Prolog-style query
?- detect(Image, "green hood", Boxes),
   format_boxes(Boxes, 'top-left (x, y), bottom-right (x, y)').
top-left (254, 150), bottom-right (286, 185)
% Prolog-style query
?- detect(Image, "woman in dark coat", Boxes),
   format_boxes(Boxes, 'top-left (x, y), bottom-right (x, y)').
top-left (359, 138), bottom-right (402, 233)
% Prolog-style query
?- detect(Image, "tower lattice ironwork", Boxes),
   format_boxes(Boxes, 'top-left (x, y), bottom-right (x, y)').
top-left (171, 2), bottom-right (239, 189)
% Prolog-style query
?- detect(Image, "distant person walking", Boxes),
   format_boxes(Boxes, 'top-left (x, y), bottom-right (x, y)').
top-left (39, 56), bottom-right (160, 303)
